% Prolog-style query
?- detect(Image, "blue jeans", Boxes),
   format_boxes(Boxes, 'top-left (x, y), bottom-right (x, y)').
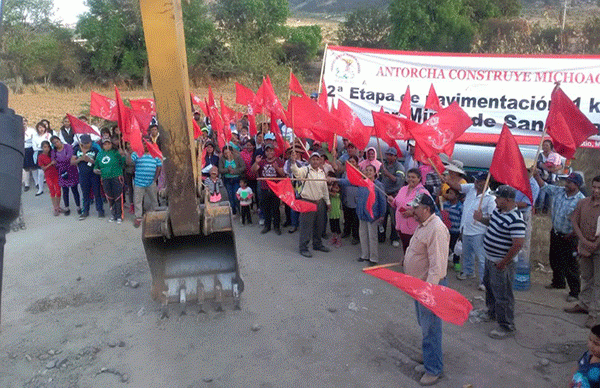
top-left (484, 259), bottom-right (516, 331)
top-left (79, 170), bottom-right (104, 215)
top-left (462, 234), bottom-right (486, 281)
top-left (223, 177), bottom-right (240, 214)
top-left (290, 209), bottom-right (300, 227)
top-left (414, 278), bottom-right (446, 376)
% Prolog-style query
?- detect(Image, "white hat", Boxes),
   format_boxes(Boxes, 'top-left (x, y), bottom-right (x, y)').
top-left (444, 160), bottom-right (465, 175)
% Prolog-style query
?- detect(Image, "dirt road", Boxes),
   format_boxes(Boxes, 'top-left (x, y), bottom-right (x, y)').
top-left (0, 190), bottom-right (586, 387)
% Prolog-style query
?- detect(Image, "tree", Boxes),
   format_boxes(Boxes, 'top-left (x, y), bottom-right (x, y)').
top-left (2, 0), bottom-right (54, 26)
top-left (388, 0), bottom-right (476, 52)
top-left (337, 8), bottom-right (391, 49)
top-left (76, 0), bottom-right (146, 79)
top-left (213, 0), bottom-right (289, 41)
top-left (182, 0), bottom-right (223, 76)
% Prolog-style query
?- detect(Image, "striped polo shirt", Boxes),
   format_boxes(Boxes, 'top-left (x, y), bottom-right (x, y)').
top-left (444, 200), bottom-right (463, 234)
top-left (131, 152), bottom-right (162, 188)
top-left (483, 208), bottom-right (526, 263)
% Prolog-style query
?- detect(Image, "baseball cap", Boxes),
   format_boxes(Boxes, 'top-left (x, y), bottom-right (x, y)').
top-left (264, 144), bottom-right (275, 150)
top-left (101, 136), bottom-right (111, 144)
top-left (492, 185), bottom-right (516, 199)
top-left (80, 134), bottom-right (92, 144)
top-left (385, 147), bottom-right (397, 156)
top-left (408, 193), bottom-right (435, 208)
top-left (474, 171), bottom-right (488, 181)
top-left (309, 151), bottom-right (321, 159)
top-left (264, 133), bottom-right (276, 140)
top-left (310, 92), bottom-right (318, 99)
top-left (562, 172), bottom-right (583, 187)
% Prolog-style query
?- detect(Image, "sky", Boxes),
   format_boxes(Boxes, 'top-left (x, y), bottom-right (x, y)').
top-left (52, 0), bottom-right (89, 26)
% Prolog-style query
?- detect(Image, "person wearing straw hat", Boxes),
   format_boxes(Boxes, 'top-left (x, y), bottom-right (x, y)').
top-left (404, 193), bottom-right (449, 386)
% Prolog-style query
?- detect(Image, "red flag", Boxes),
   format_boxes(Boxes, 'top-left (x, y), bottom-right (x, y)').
top-left (546, 86), bottom-right (598, 159)
top-left (333, 99), bottom-right (372, 150)
top-left (192, 119), bottom-right (202, 140)
top-left (289, 72), bottom-right (307, 97)
top-left (372, 109), bottom-right (414, 155)
top-left (270, 112), bottom-right (289, 157)
top-left (90, 91), bottom-right (117, 121)
top-left (409, 102), bottom-right (472, 157)
top-left (115, 87), bottom-right (131, 137)
top-left (399, 86), bottom-right (411, 118)
top-left (318, 79), bottom-right (328, 111)
top-left (66, 114), bottom-right (99, 136)
top-left (490, 124), bottom-right (533, 203)
top-left (425, 84), bottom-right (442, 112)
top-left (346, 162), bottom-right (376, 218)
top-left (129, 98), bottom-right (156, 115)
top-left (191, 92), bottom-right (204, 106)
top-left (206, 87), bottom-right (224, 146)
top-left (235, 82), bottom-right (255, 107)
top-left (255, 76), bottom-right (286, 122)
top-left (220, 96), bottom-right (237, 128)
top-left (286, 95), bottom-right (340, 143)
top-left (131, 109), bottom-right (153, 135)
top-left (127, 110), bottom-right (144, 156)
top-left (266, 178), bottom-right (317, 213)
top-left (363, 268), bottom-right (473, 326)
top-left (143, 138), bottom-right (163, 159)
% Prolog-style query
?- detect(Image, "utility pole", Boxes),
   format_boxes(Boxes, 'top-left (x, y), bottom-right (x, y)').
top-left (560, 0), bottom-right (568, 53)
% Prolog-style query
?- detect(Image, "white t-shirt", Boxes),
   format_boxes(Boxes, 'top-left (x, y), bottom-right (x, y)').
top-left (236, 187), bottom-right (253, 206)
top-left (32, 131), bottom-right (51, 152)
top-left (24, 127), bottom-right (36, 148)
top-left (460, 183), bottom-right (497, 236)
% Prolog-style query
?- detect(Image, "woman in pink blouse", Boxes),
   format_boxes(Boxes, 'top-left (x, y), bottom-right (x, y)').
top-left (389, 168), bottom-right (431, 253)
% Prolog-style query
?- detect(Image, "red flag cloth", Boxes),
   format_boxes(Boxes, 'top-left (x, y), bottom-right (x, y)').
top-left (127, 109), bottom-right (144, 156)
top-left (318, 79), bottom-right (328, 111)
top-left (399, 86), bottom-right (411, 118)
top-left (372, 109), bottom-right (415, 155)
top-left (546, 87), bottom-right (598, 159)
top-left (90, 91), bottom-right (118, 121)
top-left (490, 124), bottom-right (533, 203)
top-left (346, 162), bottom-right (376, 218)
top-left (220, 96), bottom-right (237, 128)
top-left (270, 112), bottom-right (289, 157)
top-left (413, 143), bottom-right (447, 176)
top-left (425, 84), bottom-right (442, 112)
top-left (409, 102), bottom-right (472, 157)
top-left (66, 114), bottom-right (99, 135)
top-left (131, 109), bottom-right (153, 135)
top-left (286, 95), bottom-right (340, 143)
top-left (235, 82), bottom-right (255, 107)
top-left (333, 99), bottom-right (372, 150)
top-left (115, 87), bottom-right (131, 138)
top-left (191, 92), bottom-right (204, 106)
top-left (363, 267), bottom-right (473, 326)
top-left (143, 138), bottom-right (163, 159)
top-left (266, 178), bottom-right (317, 213)
top-left (256, 76), bottom-right (287, 122)
top-left (192, 119), bottom-right (202, 140)
top-left (289, 72), bottom-right (307, 97)
top-left (129, 98), bottom-right (156, 115)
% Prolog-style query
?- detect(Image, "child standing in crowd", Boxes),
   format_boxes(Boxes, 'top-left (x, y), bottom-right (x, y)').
top-left (443, 187), bottom-right (464, 272)
top-left (570, 324), bottom-right (600, 387)
top-left (94, 136), bottom-right (125, 223)
top-left (131, 140), bottom-right (162, 228)
top-left (236, 178), bottom-right (253, 225)
top-left (37, 141), bottom-right (61, 216)
top-left (72, 134), bottom-right (104, 220)
top-left (328, 181), bottom-right (342, 247)
top-left (205, 166), bottom-right (224, 203)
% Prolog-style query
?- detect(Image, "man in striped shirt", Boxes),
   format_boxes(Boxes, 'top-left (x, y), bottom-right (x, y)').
top-left (474, 185), bottom-right (525, 339)
top-left (131, 140), bottom-right (162, 228)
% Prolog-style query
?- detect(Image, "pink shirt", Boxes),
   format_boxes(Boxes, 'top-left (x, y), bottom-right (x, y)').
top-left (393, 183), bottom-right (430, 235)
top-left (358, 158), bottom-right (382, 173)
top-left (404, 214), bottom-right (449, 284)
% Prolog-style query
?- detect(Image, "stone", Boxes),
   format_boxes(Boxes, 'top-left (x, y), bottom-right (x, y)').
top-left (348, 302), bottom-right (359, 311)
top-left (121, 373), bottom-right (130, 382)
top-left (137, 307), bottom-right (145, 317)
top-left (75, 323), bottom-right (84, 328)
top-left (202, 377), bottom-right (213, 383)
top-left (540, 358), bottom-right (550, 366)
top-left (24, 354), bottom-right (32, 362)
top-left (118, 341), bottom-right (126, 347)
top-left (251, 324), bottom-right (261, 332)
top-left (108, 341), bottom-right (117, 348)
top-left (327, 307), bottom-right (337, 313)
top-left (76, 276), bottom-right (82, 281)
top-left (48, 350), bottom-right (56, 355)
top-left (39, 354), bottom-right (49, 360)
top-left (46, 360), bottom-right (57, 369)
top-left (129, 280), bottom-right (140, 288)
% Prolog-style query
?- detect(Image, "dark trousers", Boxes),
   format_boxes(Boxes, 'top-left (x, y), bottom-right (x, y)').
top-left (62, 185), bottom-right (81, 209)
top-left (299, 199), bottom-right (326, 252)
top-left (484, 259), bottom-right (516, 331)
top-left (449, 232), bottom-right (460, 265)
top-left (102, 177), bottom-right (123, 219)
top-left (80, 171), bottom-right (104, 215)
top-left (223, 177), bottom-right (240, 214)
top-left (241, 205), bottom-right (252, 224)
top-left (379, 197), bottom-right (399, 243)
top-left (342, 204), bottom-right (359, 239)
top-left (261, 189), bottom-right (280, 230)
top-left (549, 229), bottom-right (580, 296)
top-left (330, 218), bottom-right (341, 234)
top-left (124, 171), bottom-right (134, 204)
top-left (400, 232), bottom-right (413, 254)
top-left (284, 204), bottom-right (291, 225)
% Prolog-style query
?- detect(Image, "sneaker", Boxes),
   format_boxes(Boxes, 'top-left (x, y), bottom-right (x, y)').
top-left (78, 212), bottom-right (89, 221)
top-left (98, 212), bottom-right (105, 218)
top-left (392, 240), bottom-right (400, 248)
top-left (23, 186), bottom-right (30, 192)
top-left (116, 218), bottom-right (122, 224)
top-left (479, 311), bottom-right (495, 322)
top-left (274, 228), bottom-right (282, 235)
top-left (453, 263), bottom-right (461, 272)
top-left (108, 217), bottom-right (115, 223)
top-left (134, 218), bottom-right (142, 228)
top-left (35, 190), bottom-right (44, 196)
top-left (53, 208), bottom-right (60, 217)
top-left (566, 295), bottom-right (579, 303)
top-left (478, 284), bottom-right (486, 291)
top-left (489, 327), bottom-right (515, 340)
top-left (457, 272), bottom-right (468, 280)
top-left (259, 219), bottom-right (265, 226)
top-left (419, 373), bottom-right (441, 386)
top-left (261, 227), bottom-right (271, 234)
top-left (77, 207), bottom-right (83, 215)
top-left (63, 209), bottom-right (71, 216)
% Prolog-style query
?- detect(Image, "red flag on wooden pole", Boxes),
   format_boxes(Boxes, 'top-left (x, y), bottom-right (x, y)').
top-left (346, 162), bottom-right (376, 218)
top-left (90, 91), bottom-right (118, 121)
top-left (490, 124), bottom-right (533, 203)
top-left (425, 84), bottom-right (442, 112)
top-left (67, 114), bottom-right (100, 136)
top-left (399, 86), bottom-right (411, 118)
top-left (266, 178), bottom-right (317, 213)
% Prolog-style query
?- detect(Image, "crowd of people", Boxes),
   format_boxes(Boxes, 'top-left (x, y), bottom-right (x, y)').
top-left (22, 111), bottom-right (600, 386)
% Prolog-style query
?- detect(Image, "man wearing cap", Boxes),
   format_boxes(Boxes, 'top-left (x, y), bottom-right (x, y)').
top-left (445, 171), bottom-right (496, 289)
top-left (378, 147), bottom-right (405, 246)
top-left (567, 175), bottom-right (600, 328)
top-left (72, 134), bottom-right (104, 219)
top-left (403, 193), bottom-right (449, 385)
top-left (403, 140), bottom-right (420, 171)
top-left (256, 132), bottom-right (276, 158)
top-left (289, 150), bottom-right (331, 257)
top-left (534, 171), bottom-right (586, 300)
top-left (474, 185), bottom-right (526, 339)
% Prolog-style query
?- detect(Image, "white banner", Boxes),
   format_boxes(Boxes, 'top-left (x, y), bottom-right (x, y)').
top-left (323, 46), bottom-right (600, 148)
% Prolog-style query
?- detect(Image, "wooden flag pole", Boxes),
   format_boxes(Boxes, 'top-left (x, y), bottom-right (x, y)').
top-left (347, 163), bottom-right (389, 197)
top-left (362, 262), bottom-right (402, 272)
top-left (258, 177), bottom-right (329, 182)
top-left (530, 125), bottom-right (548, 177)
top-left (476, 171), bottom-right (492, 212)
top-left (317, 43), bottom-right (329, 95)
